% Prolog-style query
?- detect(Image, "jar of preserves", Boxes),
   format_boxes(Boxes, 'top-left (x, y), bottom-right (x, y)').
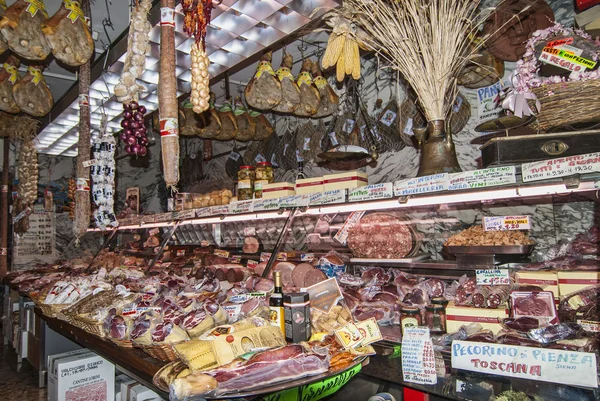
top-left (254, 162), bottom-right (274, 199)
top-left (425, 304), bottom-right (446, 334)
top-left (237, 166), bottom-right (255, 200)
top-left (400, 306), bottom-right (422, 335)
top-left (431, 297), bottom-right (449, 308)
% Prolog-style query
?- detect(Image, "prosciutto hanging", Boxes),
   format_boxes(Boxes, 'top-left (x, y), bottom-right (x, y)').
top-left (0, 56), bottom-right (20, 114)
top-left (12, 65), bottom-right (53, 117)
top-left (0, 0), bottom-right (51, 60)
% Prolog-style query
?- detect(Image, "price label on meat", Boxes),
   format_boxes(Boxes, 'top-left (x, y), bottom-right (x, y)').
top-left (214, 249), bottom-right (230, 258)
top-left (476, 269), bottom-right (510, 286)
top-left (483, 215), bottom-right (531, 231)
top-left (159, 118), bottom-right (178, 137)
top-left (402, 327), bottom-right (437, 385)
top-left (448, 166), bottom-right (516, 190)
top-left (452, 341), bottom-right (598, 388)
top-left (160, 7), bottom-right (175, 27)
top-left (394, 173), bottom-right (449, 196)
top-left (228, 200), bottom-right (254, 214)
top-left (522, 152), bottom-right (600, 182)
top-left (349, 182), bottom-right (393, 201)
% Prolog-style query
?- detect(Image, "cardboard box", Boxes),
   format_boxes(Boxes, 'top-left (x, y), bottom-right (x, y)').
top-left (515, 271), bottom-right (559, 298)
top-left (129, 384), bottom-right (164, 401)
top-left (295, 177), bottom-right (324, 195)
top-left (446, 302), bottom-right (508, 335)
top-left (120, 380), bottom-right (139, 401)
top-left (48, 349), bottom-right (95, 401)
top-left (50, 352), bottom-right (115, 401)
top-left (323, 171), bottom-right (368, 191)
top-left (262, 182), bottom-right (295, 199)
top-left (557, 271), bottom-right (600, 297)
top-left (114, 374), bottom-right (130, 401)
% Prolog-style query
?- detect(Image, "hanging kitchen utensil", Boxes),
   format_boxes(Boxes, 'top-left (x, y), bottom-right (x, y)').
top-left (279, 120), bottom-right (297, 171)
top-left (225, 145), bottom-right (244, 179)
top-left (273, 50), bottom-right (301, 113)
top-left (233, 96), bottom-right (255, 142)
top-left (295, 120), bottom-right (316, 164)
top-left (216, 98), bottom-right (237, 141)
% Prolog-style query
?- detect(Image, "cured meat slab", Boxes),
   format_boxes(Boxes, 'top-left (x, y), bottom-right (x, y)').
top-left (0, 0), bottom-right (51, 60)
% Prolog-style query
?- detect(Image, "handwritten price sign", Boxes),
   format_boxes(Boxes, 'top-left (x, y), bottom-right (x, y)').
top-left (476, 269), bottom-right (510, 286)
top-left (483, 216), bottom-right (531, 231)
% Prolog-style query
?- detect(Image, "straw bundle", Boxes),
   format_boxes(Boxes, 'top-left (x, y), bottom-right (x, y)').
top-left (344, 0), bottom-right (504, 124)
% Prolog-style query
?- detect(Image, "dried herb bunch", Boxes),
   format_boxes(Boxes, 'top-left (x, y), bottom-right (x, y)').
top-left (344, 0), bottom-right (512, 122)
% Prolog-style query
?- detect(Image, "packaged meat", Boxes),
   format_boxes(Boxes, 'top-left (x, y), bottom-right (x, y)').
top-left (510, 291), bottom-right (558, 324)
top-left (527, 323), bottom-right (581, 344)
top-left (182, 309), bottom-right (215, 338)
top-left (316, 251), bottom-right (347, 278)
top-left (471, 286), bottom-right (491, 308)
top-left (486, 284), bottom-right (511, 309)
top-left (151, 322), bottom-right (189, 344)
top-left (501, 317), bottom-right (543, 332)
top-left (347, 213), bottom-right (415, 259)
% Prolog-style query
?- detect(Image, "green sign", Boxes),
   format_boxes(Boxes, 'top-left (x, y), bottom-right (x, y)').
top-left (263, 363), bottom-right (362, 401)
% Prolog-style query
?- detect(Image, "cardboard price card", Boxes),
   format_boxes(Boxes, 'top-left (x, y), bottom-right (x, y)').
top-left (448, 166), bottom-right (516, 190)
top-left (333, 211), bottom-right (365, 245)
top-left (451, 341), bottom-right (598, 388)
top-left (522, 153), bottom-right (600, 182)
top-left (476, 269), bottom-right (510, 286)
top-left (394, 174), bottom-right (449, 196)
top-left (483, 215), bottom-right (531, 231)
top-left (349, 183), bottom-right (393, 202)
top-left (402, 327), bottom-right (437, 385)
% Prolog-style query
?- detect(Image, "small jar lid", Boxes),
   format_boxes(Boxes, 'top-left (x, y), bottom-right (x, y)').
top-left (431, 297), bottom-right (449, 306)
top-left (426, 304), bottom-right (445, 312)
top-left (401, 306), bottom-right (420, 315)
top-left (240, 165), bottom-right (255, 169)
top-left (256, 162), bottom-right (272, 167)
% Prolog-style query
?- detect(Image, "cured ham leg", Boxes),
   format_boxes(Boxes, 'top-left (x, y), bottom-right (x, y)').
top-left (0, 0), bottom-right (51, 60)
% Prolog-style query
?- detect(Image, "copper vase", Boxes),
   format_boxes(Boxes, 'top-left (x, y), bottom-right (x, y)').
top-left (415, 120), bottom-right (461, 177)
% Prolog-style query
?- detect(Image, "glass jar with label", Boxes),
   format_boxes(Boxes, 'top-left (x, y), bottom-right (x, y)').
top-left (425, 304), bottom-right (446, 334)
top-left (400, 306), bottom-right (422, 335)
top-left (237, 166), bottom-right (255, 200)
top-left (254, 162), bottom-right (274, 198)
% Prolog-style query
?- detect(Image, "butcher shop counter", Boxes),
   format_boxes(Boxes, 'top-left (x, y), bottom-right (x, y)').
top-left (34, 307), bottom-right (170, 398)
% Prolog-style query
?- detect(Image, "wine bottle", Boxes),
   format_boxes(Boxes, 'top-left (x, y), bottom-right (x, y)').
top-left (269, 271), bottom-right (285, 335)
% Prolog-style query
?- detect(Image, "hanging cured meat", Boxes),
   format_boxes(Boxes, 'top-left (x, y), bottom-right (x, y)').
top-left (0, 56), bottom-right (20, 114)
top-left (0, 0), bottom-right (51, 60)
top-left (251, 111), bottom-right (273, 141)
top-left (12, 65), bottom-right (53, 117)
top-left (245, 52), bottom-right (281, 110)
top-left (199, 93), bottom-right (221, 139)
top-left (272, 52), bottom-right (300, 113)
top-left (233, 97), bottom-right (255, 142)
top-left (215, 100), bottom-right (237, 141)
top-left (311, 62), bottom-right (338, 118)
top-left (0, 0), bottom-right (8, 55)
top-left (294, 59), bottom-right (319, 117)
top-left (41, 0), bottom-right (94, 66)
top-left (159, 0), bottom-right (180, 190)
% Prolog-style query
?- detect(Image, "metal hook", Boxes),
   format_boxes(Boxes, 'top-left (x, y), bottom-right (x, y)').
top-left (298, 38), bottom-right (308, 59)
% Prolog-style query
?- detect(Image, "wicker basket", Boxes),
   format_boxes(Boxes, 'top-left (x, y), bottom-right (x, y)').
top-left (139, 343), bottom-right (180, 362)
top-left (70, 316), bottom-right (105, 338)
top-left (110, 338), bottom-right (134, 348)
top-left (529, 80), bottom-right (600, 132)
top-left (39, 303), bottom-right (70, 318)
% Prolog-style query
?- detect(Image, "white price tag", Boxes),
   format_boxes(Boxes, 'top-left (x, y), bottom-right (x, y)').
top-left (196, 207), bottom-right (211, 217)
top-left (280, 194), bottom-right (310, 208)
top-left (476, 269), bottom-right (510, 286)
top-left (522, 153), bottom-right (600, 182)
top-left (448, 166), bottom-right (516, 190)
top-left (229, 152), bottom-right (241, 161)
top-left (328, 132), bottom-right (339, 147)
top-left (210, 205), bottom-right (229, 215)
top-left (311, 189), bottom-right (345, 205)
top-left (483, 215), bottom-right (531, 231)
top-left (333, 211), bottom-right (365, 245)
top-left (402, 327), bottom-right (437, 385)
top-left (394, 173), bottom-right (448, 196)
top-left (83, 159), bottom-right (97, 168)
top-left (253, 197), bottom-right (280, 211)
top-left (349, 183), bottom-right (393, 202)
top-left (228, 200), bottom-right (254, 214)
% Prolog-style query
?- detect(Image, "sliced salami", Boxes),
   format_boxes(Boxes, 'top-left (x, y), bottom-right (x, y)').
top-left (304, 268), bottom-right (326, 287)
top-left (292, 263), bottom-right (314, 288)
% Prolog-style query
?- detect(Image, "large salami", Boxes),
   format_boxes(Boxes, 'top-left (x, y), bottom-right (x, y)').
top-left (347, 213), bottom-right (415, 259)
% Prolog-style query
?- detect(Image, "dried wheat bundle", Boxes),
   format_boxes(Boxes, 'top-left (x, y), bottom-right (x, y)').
top-left (345, 0), bottom-right (512, 123)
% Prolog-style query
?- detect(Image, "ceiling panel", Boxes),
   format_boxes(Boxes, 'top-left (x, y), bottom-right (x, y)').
top-left (35, 0), bottom-right (339, 155)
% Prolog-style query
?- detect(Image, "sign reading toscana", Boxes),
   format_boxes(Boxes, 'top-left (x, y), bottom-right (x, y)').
top-left (451, 341), bottom-right (598, 388)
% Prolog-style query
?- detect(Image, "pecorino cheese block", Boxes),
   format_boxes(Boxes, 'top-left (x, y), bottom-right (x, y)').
top-left (262, 182), bottom-right (295, 199)
top-left (515, 271), bottom-right (559, 299)
top-left (446, 301), bottom-right (508, 335)
top-left (323, 171), bottom-right (368, 191)
top-left (557, 271), bottom-right (600, 297)
top-left (295, 176), bottom-right (324, 195)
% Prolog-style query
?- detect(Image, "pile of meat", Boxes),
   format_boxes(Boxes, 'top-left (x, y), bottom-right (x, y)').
top-left (347, 213), bottom-right (416, 259)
